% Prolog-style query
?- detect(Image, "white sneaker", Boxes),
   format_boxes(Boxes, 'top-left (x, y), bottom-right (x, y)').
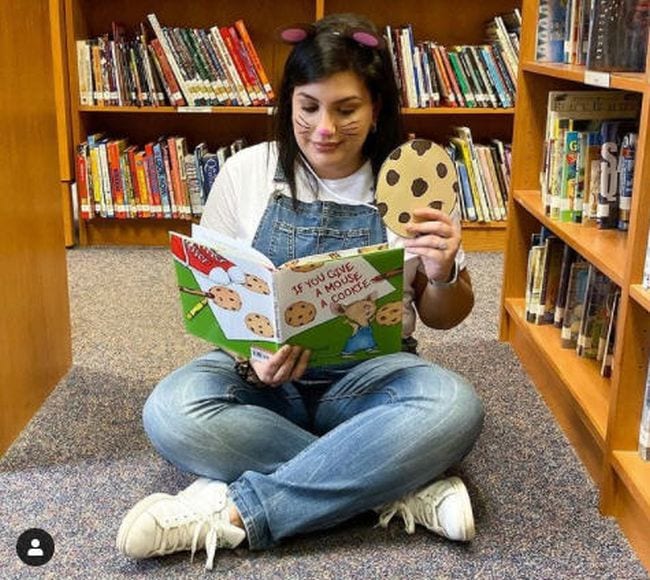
top-left (376, 476), bottom-right (475, 542)
top-left (116, 478), bottom-right (246, 569)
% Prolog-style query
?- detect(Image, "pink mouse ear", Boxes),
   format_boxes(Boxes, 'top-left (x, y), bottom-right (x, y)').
top-left (349, 28), bottom-right (386, 50)
top-left (278, 24), bottom-right (314, 44)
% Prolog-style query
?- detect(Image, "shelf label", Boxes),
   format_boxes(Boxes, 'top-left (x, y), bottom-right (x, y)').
top-left (177, 106), bottom-right (213, 113)
top-left (584, 70), bottom-right (611, 88)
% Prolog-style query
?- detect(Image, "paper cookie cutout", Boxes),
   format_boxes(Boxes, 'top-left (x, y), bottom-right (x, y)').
top-left (208, 285), bottom-right (242, 311)
top-left (284, 301), bottom-right (317, 327)
top-left (245, 313), bottom-right (275, 337)
top-left (375, 139), bottom-right (459, 237)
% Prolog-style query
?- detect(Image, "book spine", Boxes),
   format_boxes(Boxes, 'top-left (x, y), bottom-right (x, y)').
top-left (596, 122), bottom-right (620, 229)
top-left (479, 46), bottom-right (510, 108)
top-left (226, 25), bottom-right (267, 105)
top-left (234, 19), bottom-right (275, 101)
top-left (126, 146), bottom-right (143, 217)
top-left (119, 149), bottom-right (137, 217)
top-left (97, 141), bottom-right (114, 217)
top-left (447, 50), bottom-right (475, 107)
top-left (438, 45), bottom-right (466, 107)
top-left (220, 26), bottom-right (261, 105)
top-left (467, 46), bottom-right (498, 108)
top-left (106, 140), bottom-right (127, 218)
top-left (75, 143), bottom-right (92, 219)
top-left (617, 132), bottom-right (636, 231)
top-left (197, 28), bottom-right (235, 105)
top-left (210, 26), bottom-right (250, 106)
top-left (173, 136), bottom-right (193, 217)
top-left (191, 28), bottom-right (228, 105)
top-left (149, 39), bottom-right (186, 106)
top-left (147, 13), bottom-right (194, 105)
top-left (431, 43), bottom-right (455, 107)
top-left (179, 27), bottom-right (218, 106)
top-left (152, 142), bottom-right (173, 218)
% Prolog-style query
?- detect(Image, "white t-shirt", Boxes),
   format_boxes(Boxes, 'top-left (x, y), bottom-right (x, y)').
top-left (200, 141), bottom-right (466, 337)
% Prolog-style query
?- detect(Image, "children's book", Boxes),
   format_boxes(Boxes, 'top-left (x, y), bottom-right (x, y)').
top-left (170, 225), bottom-right (405, 368)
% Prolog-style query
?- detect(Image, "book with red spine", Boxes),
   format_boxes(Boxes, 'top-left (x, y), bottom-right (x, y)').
top-left (430, 44), bottom-right (456, 107)
top-left (143, 142), bottom-right (164, 217)
top-left (75, 143), bottom-right (93, 219)
top-left (226, 25), bottom-right (267, 105)
top-left (234, 20), bottom-right (274, 102)
top-left (106, 139), bottom-right (128, 218)
top-left (149, 38), bottom-right (186, 106)
top-left (220, 26), bottom-right (262, 105)
top-left (438, 45), bottom-right (465, 107)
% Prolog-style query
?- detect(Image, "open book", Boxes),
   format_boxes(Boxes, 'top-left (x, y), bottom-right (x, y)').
top-left (170, 225), bottom-right (405, 367)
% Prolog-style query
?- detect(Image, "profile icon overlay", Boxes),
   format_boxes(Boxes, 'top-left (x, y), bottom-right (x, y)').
top-left (16, 528), bottom-right (55, 566)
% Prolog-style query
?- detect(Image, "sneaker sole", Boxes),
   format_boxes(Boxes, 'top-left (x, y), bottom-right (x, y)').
top-left (116, 493), bottom-right (170, 557)
top-left (447, 476), bottom-right (475, 542)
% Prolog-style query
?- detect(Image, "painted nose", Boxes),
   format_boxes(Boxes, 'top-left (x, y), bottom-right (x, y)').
top-left (316, 113), bottom-right (336, 137)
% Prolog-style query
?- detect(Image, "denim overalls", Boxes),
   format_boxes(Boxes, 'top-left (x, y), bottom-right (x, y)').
top-left (142, 175), bottom-right (484, 549)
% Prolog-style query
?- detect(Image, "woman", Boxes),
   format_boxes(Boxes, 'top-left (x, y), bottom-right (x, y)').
top-left (117, 13), bottom-right (484, 570)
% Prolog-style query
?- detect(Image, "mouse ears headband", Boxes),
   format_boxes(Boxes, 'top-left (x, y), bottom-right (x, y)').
top-left (278, 23), bottom-right (386, 50)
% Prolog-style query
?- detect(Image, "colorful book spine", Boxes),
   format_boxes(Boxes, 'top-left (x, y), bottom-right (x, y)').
top-left (617, 132), bottom-right (637, 231)
top-left (234, 20), bottom-right (274, 101)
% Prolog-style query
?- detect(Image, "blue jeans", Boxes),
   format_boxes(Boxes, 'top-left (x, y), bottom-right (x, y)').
top-left (143, 350), bottom-right (484, 549)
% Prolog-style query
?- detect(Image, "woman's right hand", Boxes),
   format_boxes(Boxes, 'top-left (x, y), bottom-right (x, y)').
top-left (249, 345), bottom-right (311, 387)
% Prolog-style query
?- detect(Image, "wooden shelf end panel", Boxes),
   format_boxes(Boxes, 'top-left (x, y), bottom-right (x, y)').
top-left (610, 454), bottom-right (650, 572)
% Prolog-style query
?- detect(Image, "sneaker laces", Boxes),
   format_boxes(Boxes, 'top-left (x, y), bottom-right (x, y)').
top-left (377, 499), bottom-right (416, 534)
top-left (156, 496), bottom-right (226, 571)
top-left (377, 491), bottom-right (441, 534)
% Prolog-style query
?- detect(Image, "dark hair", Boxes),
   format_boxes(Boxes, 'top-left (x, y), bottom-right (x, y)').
top-left (273, 13), bottom-right (403, 199)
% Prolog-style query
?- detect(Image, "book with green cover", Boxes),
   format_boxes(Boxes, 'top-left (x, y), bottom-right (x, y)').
top-left (170, 225), bottom-right (404, 368)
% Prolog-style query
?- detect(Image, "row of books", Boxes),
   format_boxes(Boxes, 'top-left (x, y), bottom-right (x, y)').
top-left (525, 229), bottom-right (619, 378)
top-left (74, 134), bottom-right (247, 219)
top-left (540, 90), bottom-right (641, 230)
top-left (386, 12), bottom-right (520, 109)
top-left (535, 0), bottom-right (649, 72)
top-left (446, 127), bottom-right (511, 223)
top-left (76, 15), bottom-right (273, 108)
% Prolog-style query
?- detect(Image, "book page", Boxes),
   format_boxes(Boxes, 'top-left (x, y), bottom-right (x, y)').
top-left (171, 232), bottom-right (277, 346)
top-left (191, 223), bottom-right (275, 269)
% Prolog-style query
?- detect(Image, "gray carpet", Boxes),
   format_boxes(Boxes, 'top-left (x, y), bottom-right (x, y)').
top-left (0, 249), bottom-right (646, 579)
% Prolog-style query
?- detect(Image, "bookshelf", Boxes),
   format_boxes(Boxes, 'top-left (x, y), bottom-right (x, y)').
top-left (500, 0), bottom-right (650, 569)
top-left (1, 0), bottom-right (72, 453)
top-left (51, 0), bottom-right (521, 250)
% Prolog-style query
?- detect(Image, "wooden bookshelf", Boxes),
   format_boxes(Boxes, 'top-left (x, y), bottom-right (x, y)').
top-left (500, 0), bottom-right (650, 570)
top-left (1, 0), bottom-right (72, 454)
top-left (51, 0), bottom-right (520, 250)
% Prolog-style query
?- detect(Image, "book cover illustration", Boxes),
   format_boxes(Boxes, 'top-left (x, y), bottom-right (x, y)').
top-left (587, 0), bottom-right (649, 72)
top-left (535, 0), bottom-right (569, 62)
top-left (170, 226), bottom-right (404, 368)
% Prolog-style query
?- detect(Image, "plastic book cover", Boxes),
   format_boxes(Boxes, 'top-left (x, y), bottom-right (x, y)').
top-left (535, 0), bottom-right (568, 62)
top-left (170, 225), bottom-right (404, 368)
top-left (587, 0), bottom-right (649, 72)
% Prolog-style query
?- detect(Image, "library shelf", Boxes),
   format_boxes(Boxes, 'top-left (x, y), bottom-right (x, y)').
top-left (630, 285), bottom-right (650, 314)
top-left (513, 190), bottom-right (627, 286)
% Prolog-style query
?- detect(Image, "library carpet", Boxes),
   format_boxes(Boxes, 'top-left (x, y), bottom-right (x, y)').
top-left (0, 249), bottom-right (646, 579)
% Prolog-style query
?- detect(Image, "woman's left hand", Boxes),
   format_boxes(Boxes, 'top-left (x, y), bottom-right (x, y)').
top-left (402, 207), bottom-right (460, 283)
